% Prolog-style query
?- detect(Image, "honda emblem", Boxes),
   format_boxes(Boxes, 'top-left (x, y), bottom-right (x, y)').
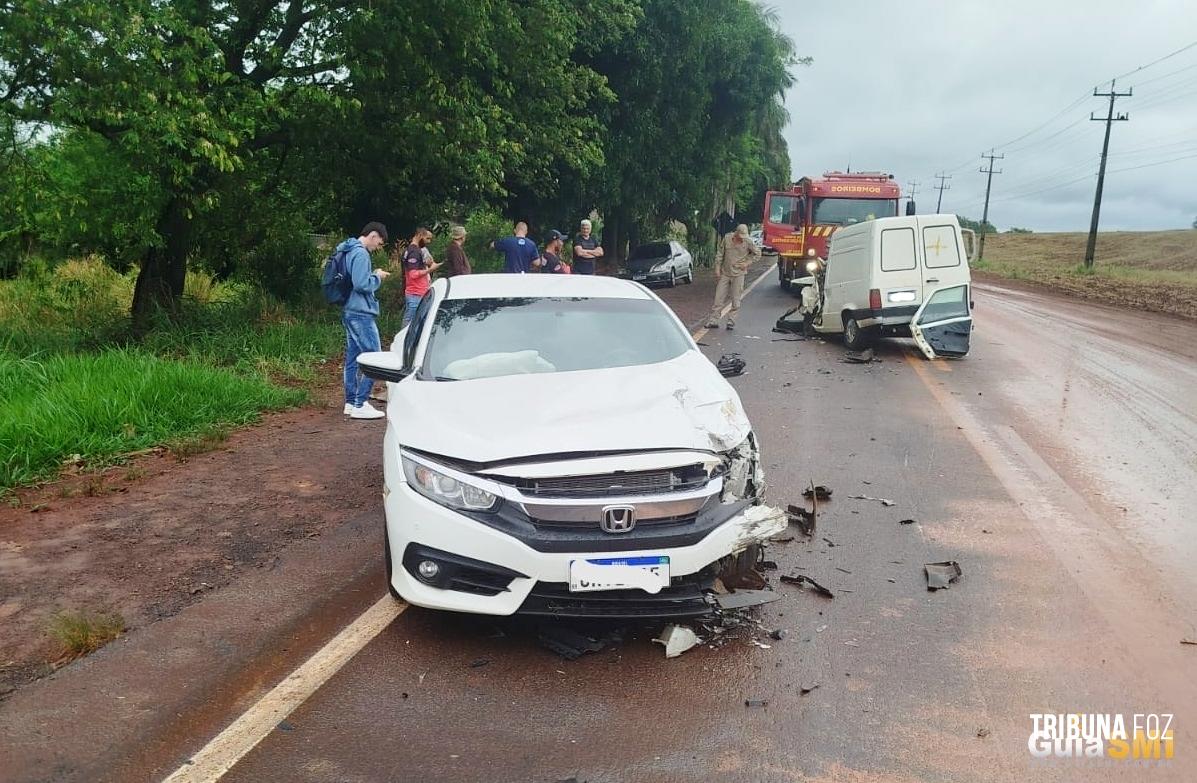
top-left (600, 505), bottom-right (636, 533)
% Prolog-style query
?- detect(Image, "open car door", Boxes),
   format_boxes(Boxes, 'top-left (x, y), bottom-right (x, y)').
top-left (911, 284), bottom-right (973, 359)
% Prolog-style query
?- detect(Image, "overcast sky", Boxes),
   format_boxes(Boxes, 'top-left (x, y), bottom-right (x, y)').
top-left (772, 1), bottom-right (1197, 232)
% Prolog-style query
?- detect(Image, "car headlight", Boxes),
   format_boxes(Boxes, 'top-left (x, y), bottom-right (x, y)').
top-left (805, 260), bottom-right (818, 272)
top-left (400, 453), bottom-right (500, 512)
top-left (651, 262), bottom-right (668, 272)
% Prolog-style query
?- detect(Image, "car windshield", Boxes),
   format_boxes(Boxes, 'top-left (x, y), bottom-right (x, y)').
top-left (422, 297), bottom-right (693, 381)
top-left (812, 197), bottom-right (898, 225)
top-left (768, 194), bottom-right (801, 225)
top-left (628, 242), bottom-right (671, 261)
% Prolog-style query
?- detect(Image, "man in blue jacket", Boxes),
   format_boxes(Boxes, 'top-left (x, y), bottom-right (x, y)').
top-left (338, 222), bottom-right (391, 419)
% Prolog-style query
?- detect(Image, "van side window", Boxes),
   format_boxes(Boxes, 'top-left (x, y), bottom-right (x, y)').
top-left (923, 226), bottom-right (962, 268)
top-left (880, 227), bottom-right (917, 271)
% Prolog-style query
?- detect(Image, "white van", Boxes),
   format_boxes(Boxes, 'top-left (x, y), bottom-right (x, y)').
top-left (806, 214), bottom-right (977, 357)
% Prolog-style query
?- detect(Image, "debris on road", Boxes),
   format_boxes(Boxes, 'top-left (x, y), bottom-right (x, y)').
top-left (841, 348), bottom-right (877, 364)
top-left (848, 494), bottom-right (895, 507)
top-left (977, 727), bottom-right (991, 739)
top-left (802, 485), bottom-right (833, 501)
top-left (898, 518), bottom-right (916, 525)
top-left (1181, 638), bottom-right (1197, 646)
top-left (468, 657), bottom-right (491, 668)
top-left (779, 574), bottom-right (834, 599)
top-left (716, 353), bottom-right (746, 377)
top-left (538, 625), bottom-right (611, 660)
top-left (759, 559), bottom-right (779, 571)
top-left (800, 683), bottom-right (820, 695)
top-left (653, 625), bottom-right (700, 658)
top-left (770, 628), bottom-right (788, 641)
top-left (924, 561), bottom-right (963, 591)
top-left (786, 503), bottom-right (815, 536)
top-left (714, 589), bottom-right (782, 611)
top-left (770, 535), bottom-right (794, 544)
top-left (750, 639), bottom-right (772, 650)
top-left (744, 698), bottom-right (768, 708)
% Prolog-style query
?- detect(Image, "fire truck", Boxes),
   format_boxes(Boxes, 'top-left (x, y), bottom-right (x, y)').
top-left (762, 171), bottom-right (907, 290)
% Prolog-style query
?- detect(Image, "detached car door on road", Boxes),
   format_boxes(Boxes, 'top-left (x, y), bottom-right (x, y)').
top-left (357, 274), bottom-right (784, 618)
top-left (911, 284), bottom-right (973, 359)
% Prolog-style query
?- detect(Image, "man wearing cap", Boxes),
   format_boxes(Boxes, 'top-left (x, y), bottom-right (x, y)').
top-left (572, 219), bottom-right (603, 275)
top-left (705, 223), bottom-right (760, 330)
top-left (536, 230), bottom-right (570, 274)
top-left (491, 221), bottom-right (539, 273)
top-left (445, 225), bottom-right (472, 276)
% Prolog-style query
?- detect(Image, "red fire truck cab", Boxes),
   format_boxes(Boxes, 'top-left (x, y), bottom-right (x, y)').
top-left (763, 172), bottom-right (906, 290)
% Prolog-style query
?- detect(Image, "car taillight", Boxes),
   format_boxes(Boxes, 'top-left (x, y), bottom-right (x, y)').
top-left (869, 288), bottom-right (882, 310)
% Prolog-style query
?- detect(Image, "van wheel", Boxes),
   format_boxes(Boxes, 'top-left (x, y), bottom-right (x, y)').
top-left (843, 317), bottom-right (873, 350)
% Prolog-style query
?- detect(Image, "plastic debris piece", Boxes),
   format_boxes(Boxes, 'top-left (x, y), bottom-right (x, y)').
top-left (469, 657), bottom-right (491, 668)
top-left (848, 494), bottom-right (895, 507)
top-left (800, 683), bottom-right (819, 695)
top-left (924, 561), bottom-right (963, 591)
top-left (538, 625), bottom-right (609, 660)
top-left (744, 699), bottom-right (768, 708)
top-left (653, 624), bottom-right (700, 658)
top-left (786, 503), bottom-right (815, 536)
top-left (802, 485), bottom-right (833, 501)
top-left (899, 518), bottom-right (916, 525)
top-left (977, 728), bottom-right (991, 739)
top-left (750, 639), bottom-right (772, 649)
top-left (779, 574), bottom-right (834, 598)
top-left (715, 589), bottom-right (782, 611)
top-left (716, 353), bottom-right (746, 377)
top-left (770, 628), bottom-right (787, 641)
top-left (842, 348), bottom-right (876, 364)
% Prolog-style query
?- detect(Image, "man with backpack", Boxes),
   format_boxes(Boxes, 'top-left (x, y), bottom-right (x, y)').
top-left (323, 222), bottom-right (391, 420)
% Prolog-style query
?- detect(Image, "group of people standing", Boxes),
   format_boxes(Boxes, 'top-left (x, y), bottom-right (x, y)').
top-left (333, 218), bottom-right (606, 418)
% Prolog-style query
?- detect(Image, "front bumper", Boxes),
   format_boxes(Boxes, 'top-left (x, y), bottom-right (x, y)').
top-left (847, 304), bottom-right (919, 332)
top-left (384, 483), bottom-right (783, 616)
top-left (619, 268), bottom-right (672, 284)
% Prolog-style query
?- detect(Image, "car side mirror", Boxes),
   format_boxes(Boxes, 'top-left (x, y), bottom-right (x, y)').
top-left (906, 200), bottom-right (917, 216)
top-left (357, 351), bottom-right (411, 382)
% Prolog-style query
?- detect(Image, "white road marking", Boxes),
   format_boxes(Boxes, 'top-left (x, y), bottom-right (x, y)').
top-left (162, 268), bottom-right (776, 781)
top-left (162, 596), bottom-right (406, 783)
top-left (690, 262), bottom-right (777, 342)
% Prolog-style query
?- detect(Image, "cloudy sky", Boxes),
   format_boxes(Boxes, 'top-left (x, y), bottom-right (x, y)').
top-left (771, 1), bottom-right (1197, 232)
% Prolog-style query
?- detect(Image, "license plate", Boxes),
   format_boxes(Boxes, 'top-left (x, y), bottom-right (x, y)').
top-left (632, 274), bottom-right (647, 281)
top-left (569, 556), bottom-right (670, 593)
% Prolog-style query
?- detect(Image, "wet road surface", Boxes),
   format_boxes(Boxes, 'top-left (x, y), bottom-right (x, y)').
top-left (212, 278), bottom-right (1196, 782)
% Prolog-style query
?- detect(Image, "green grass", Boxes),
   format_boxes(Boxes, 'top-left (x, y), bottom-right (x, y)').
top-left (0, 349), bottom-right (303, 490)
top-left (48, 610), bottom-right (126, 660)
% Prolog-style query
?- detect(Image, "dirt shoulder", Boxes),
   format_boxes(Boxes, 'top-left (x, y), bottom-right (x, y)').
top-left (0, 261), bottom-right (775, 699)
top-left (977, 230), bottom-right (1197, 320)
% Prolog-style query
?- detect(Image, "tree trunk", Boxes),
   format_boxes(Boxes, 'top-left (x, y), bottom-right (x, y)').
top-left (131, 198), bottom-right (191, 335)
top-left (601, 212), bottom-right (622, 273)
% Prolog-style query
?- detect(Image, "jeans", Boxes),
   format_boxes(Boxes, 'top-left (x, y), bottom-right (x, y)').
top-left (403, 293), bottom-right (423, 327)
top-left (342, 312), bottom-right (381, 407)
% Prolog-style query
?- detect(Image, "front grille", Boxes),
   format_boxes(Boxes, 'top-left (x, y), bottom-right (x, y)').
top-left (529, 513), bottom-right (698, 532)
top-left (511, 465), bottom-right (709, 498)
top-left (518, 576), bottom-right (717, 618)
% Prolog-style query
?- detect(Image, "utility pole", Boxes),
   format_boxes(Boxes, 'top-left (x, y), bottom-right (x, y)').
top-left (978, 149), bottom-right (1003, 262)
top-left (1084, 80), bottom-right (1131, 268)
top-left (905, 181), bottom-right (919, 215)
top-left (934, 172), bottom-right (952, 213)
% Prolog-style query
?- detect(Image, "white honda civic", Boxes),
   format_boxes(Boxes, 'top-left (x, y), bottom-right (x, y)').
top-left (356, 274), bottom-right (783, 618)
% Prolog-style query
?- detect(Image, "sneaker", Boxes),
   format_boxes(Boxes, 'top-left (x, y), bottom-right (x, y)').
top-left (349, 401), bottom-right (385, 420)
top-left (343, 403), bottom-right (354, 415)
top-left (725, 321), bottom-right (735, 330)
top-left (705, 322), bottom-right (720, 329)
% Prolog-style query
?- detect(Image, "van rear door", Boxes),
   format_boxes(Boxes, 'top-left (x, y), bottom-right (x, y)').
top-left (911, 284), bottom-right (972, 359)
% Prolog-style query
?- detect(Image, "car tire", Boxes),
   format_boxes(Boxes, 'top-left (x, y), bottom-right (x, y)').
top-left (685, 264), bottom-right (694, 284)
top-left (667, 267), bottom-right (678, 287)
top-left (843, 316), bottom-right (873, 350)
top-left (383, 531), bottom-right (403, 601)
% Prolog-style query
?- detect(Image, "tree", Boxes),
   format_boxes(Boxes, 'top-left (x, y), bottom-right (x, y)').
top-left (957, 215), bottom-right (996, 234)
top-left (2, 0), bottom-right (359, 329)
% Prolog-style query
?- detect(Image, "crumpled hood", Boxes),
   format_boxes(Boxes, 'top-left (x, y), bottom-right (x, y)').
top-left (391, 350), bottom-right (750, 464)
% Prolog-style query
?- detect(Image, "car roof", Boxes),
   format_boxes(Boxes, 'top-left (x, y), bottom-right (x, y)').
top-left (440, 273), bottom-right (654, 300)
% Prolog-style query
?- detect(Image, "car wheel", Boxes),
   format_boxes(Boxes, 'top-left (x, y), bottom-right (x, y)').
top-left (383, 531), bottom-right (403, 601)
top-left (843, 316), bottom-right (873, 350)
top-left (667, 267), bottom-right (678, 287)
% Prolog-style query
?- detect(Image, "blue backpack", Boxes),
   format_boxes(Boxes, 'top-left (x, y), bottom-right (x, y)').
top-left (320, 245), bottom-right (353, 305)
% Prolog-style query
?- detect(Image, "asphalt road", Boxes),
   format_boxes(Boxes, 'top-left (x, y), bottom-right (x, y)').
top-left (217, 279), bottom-right (1196, 782)
top-left (4, 274), bottom-right (1194, 782)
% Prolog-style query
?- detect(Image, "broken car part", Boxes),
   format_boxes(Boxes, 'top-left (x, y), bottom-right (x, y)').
top-left (786, 504), bottom-right (815, 537)
top-left (779, 574), bottom-right (834, 599)
top-left (924, 561), bottom-right (963, 591)
top-left (716, 353), bottom-right (746, 377)
top-left (848, 494), bottom-right (895, 507)
top-left (801, 485), bottom-right (833, 501)
top-left (713, 589), bottom-right (782, 611)
top-left (653, 624), bottom-right (700, 658)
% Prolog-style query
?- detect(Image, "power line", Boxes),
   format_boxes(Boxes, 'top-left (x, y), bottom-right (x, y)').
top-left (1084, 81), bottom-right (1132, 268)
top-left (1109, 38), bottom-right (1197, 83)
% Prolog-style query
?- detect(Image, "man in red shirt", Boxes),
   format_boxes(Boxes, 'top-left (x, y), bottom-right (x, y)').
top-left (402, 227), bottom-right (440, 326)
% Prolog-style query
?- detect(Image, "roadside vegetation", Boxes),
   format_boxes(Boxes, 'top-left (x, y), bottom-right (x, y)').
top-left (47, 610), bottom-right (126, 662)
top-left (973, 230), bottom-right (1197, 319)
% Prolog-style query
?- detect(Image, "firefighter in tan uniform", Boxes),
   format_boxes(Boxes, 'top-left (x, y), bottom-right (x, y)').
top-left (705, 223), bottom-right (761, 330)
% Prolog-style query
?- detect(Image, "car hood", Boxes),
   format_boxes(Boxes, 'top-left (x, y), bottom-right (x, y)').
top-left (391, 350), bottom-right (750, 464)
